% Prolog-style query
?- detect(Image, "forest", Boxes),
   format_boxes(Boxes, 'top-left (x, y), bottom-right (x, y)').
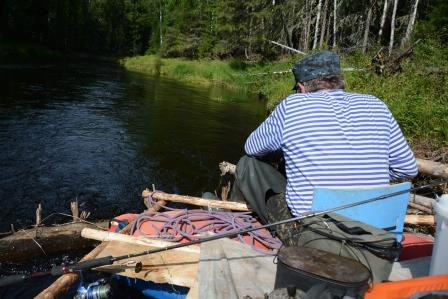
top-left (1, 0), bottom-right (447, 59)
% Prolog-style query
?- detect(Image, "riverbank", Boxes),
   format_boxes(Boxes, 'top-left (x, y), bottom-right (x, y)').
top-left (120, 41), bottom-right (448, 154)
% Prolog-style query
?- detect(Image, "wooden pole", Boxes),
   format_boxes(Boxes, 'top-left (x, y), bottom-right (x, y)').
top-left (35, 203), bottom-right (42, 227)
top-left (150, 191), bottom-right (250, 211)
top-left (70, 199), bottom-right (79, 222)
top-left (81, 228), bottom-right (199, 254)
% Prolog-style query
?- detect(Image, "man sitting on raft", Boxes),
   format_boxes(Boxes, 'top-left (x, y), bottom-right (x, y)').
top-left (231, 51), bottom-right (418, 246)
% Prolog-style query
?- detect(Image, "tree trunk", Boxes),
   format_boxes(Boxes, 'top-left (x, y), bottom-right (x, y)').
top-left (303, 1), bottom-right (312, 51)
top-left (333, 0), bottom-right (337, 48)
top-left (247, 7), bottom-right (254, 59)
top-left (401, 0), bottom-right (420, 47)
top-left (159, 0), bottom-right (163, 48)
top-left (312, 0), bottom-right (323, 50)
top-left (281, 11), bottom-right (293, 48)
top-left (362, 2), bottom-right (373, 53)
top-left (378, 0), bottom-right (389, 43)
top-left (325, 9), bottom-right (331, 46)
top-left (388, 0), bottom-right (398, 55)
top-left (319, 0), bottom-right (329, 49)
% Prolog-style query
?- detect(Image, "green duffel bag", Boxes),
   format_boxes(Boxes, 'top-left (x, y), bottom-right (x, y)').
top-left (296, 212), bottom-right (401, 282)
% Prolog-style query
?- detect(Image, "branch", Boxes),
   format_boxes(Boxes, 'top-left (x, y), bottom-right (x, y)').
top-left (268, 40), bottom-right (307, 55)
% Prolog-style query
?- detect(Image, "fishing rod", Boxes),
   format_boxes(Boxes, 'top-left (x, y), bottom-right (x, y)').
top-left (0, 179), bottom-right (446, 288)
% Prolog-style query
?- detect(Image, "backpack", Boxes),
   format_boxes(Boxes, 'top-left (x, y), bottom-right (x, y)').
top-left (296, 212), bottom-right (401, 282)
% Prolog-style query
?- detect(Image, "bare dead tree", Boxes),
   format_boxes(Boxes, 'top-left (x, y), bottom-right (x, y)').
top-left (325, 9), bottom-right (332, 45)
top-left (362, 1), bottom-right (373, 53)
top-left (333, 0), bottom-right (337, 48)
top-left (313, 0), bottom-right (323, 49)
top-left (281, 11), bottom-right (293, 48)
top-left (401, 0), bottom-right (420, 47)
top-left (389, 0), bottom-right (399, 55)
top-left (319, 0), bottom-right (329, 49)
top-left (378, 0), bottom-right (389, 42)
top-left (303, 0), bottom-right (313, 51)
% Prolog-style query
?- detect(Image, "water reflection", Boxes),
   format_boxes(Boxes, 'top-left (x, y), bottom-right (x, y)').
top-left (0, 63), bottom-right (267, 231)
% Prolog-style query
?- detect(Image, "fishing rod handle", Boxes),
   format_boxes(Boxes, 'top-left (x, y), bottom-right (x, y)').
top-left (0, 274), bottom-right (28, 287)
top-left (51, 256), bottom-right (114, 276)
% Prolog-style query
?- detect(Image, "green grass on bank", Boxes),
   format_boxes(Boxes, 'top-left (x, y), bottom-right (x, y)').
top-left (120, 40), bottom-right (448, 150)
top-left (0, 41), bottom-right (63, 64)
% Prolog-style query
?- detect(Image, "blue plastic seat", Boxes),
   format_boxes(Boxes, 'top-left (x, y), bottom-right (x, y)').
top-left (311, 182), bottom-right (411, 242)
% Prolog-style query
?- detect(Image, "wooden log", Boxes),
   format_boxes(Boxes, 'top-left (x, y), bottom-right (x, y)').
top-left (416, 158), bottom-right (448, 179)
top-left (411, 194), bottom-right (436, 209)
top-left (0, 221), bottom-right (108, 262)
top-left (150, 191), bottom-right (250, 211)
top-left (405, 214), bottom-right (435, 226)
top-left (81, 228), bottom-right (199, 254)
top-left (408, 202), bottom-right (433, 214)
top-left (34, 242), bottom-right (108, 299)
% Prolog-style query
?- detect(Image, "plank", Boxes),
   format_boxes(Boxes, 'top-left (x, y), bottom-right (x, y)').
top-left (94, 240), bottom-right (199, 288)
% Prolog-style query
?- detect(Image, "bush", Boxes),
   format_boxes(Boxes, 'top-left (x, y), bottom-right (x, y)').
top-left (229, 58), bottom-right (248, 71)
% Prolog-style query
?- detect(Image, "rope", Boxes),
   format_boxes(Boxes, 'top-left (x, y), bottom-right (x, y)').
top-left (134, 194), bottom-right (282, 255)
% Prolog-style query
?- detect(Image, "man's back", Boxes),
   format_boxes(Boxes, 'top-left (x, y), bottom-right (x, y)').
top-left (245, 89), bottom-right (417, 216)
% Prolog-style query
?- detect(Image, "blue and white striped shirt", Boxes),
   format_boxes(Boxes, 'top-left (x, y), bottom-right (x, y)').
top-left (245, 90), bottom-right (418, 216)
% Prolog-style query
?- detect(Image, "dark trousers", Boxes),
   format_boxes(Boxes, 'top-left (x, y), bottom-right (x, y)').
top-left (231, 155), bottom-right (301, 246)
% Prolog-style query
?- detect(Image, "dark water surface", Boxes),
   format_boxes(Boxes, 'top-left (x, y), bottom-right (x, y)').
top-left (0, 62), bottom-right (267, 231)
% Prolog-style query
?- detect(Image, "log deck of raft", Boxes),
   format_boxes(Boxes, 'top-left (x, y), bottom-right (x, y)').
top-left (1, 157), bottom-right (444, 298)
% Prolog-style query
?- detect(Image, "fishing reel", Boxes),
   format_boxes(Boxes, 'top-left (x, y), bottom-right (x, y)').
top-left (74, 262), bottom-right (143, 299)
top-left (75, 278), bottom-right (112, 299)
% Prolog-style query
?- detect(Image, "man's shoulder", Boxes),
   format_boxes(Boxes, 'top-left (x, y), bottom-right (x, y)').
top-left (283, 92), bottom-right (322, 104)
top-left (343, 91), bottom-right (384, 102)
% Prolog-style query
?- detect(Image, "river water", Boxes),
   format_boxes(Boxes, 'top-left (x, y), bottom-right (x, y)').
top-left (0, 62), bottom-right (267, 232)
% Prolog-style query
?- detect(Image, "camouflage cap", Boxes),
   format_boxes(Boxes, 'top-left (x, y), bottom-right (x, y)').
top-left (292, 51), bottom-right (341, 90)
